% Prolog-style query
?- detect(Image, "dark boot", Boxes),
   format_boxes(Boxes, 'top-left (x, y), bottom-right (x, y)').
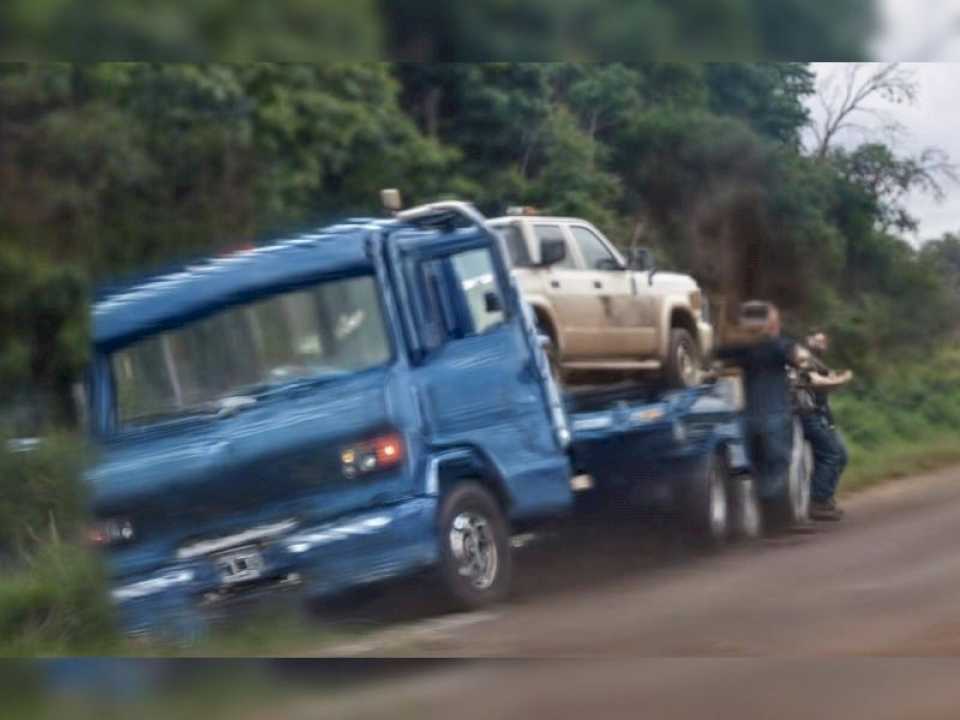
top-left (809, 498), bottom-right (844, 522)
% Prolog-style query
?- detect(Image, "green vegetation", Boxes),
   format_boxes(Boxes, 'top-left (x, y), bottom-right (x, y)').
top-left (0, 437), bottom-right (116, 654)
top-left (834, 348), bottom-right (960, 492)
top-left (0, 2), bottom-right (876, 62)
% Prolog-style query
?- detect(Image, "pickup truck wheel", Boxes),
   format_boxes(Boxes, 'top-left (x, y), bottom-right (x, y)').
top-left (763, 417), bottom-right (812, 531)
top-left (665, 328), bottom-right (700, 389)
top-left (728, 474), bottom-right (763, 541)
top-left (437, 482), bottom-right (512, 609)
top-left (683, 453), bottom-right (730, 548)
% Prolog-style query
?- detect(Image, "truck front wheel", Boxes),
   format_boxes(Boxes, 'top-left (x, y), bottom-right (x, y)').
top-left (665, 328), bottom-right (701, 389)
top-left (437, 482), bottom-right (513, 609)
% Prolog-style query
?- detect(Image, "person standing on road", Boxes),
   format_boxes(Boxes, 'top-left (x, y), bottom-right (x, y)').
top-left (796, 332), bottom-right (853, 522)
top-left (717, 303), bottom-right (799, 504)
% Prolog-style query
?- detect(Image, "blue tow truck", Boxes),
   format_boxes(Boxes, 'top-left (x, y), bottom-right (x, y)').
top-left (85, 199), bottom-right (807, 637)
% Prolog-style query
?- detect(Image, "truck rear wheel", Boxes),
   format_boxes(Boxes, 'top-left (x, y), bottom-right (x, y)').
top-left (763, 417), bottom-right (812, 531)
top-left (437, 482), bottom-right (513, 609)
top-left (665, 328), bottom-right (700, 389)
top-left (682, 453), bottom-right (730, 548)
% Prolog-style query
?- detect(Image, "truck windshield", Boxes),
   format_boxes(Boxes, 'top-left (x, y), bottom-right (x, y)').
top-left (110, 275), bottom-right (390, 427)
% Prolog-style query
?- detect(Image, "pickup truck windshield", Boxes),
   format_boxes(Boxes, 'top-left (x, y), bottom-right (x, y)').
top-left (110, 275), bottom-right (390, 427)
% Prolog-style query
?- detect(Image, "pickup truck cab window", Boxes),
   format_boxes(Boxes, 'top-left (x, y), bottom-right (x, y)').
top-left (110, 274), bottom-right (390, 428)
top-left (571, 226), bottom-right (621, 271)
top-left (498, 224), bottom-right (533, 268)
top-left (533, 224), bottom-right (577, 269)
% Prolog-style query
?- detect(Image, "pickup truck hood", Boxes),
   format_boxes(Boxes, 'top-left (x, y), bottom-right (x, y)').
top-left (87, 369), bottom-right (411, 578)
top-left (646, 271), bottom-right (699, 292)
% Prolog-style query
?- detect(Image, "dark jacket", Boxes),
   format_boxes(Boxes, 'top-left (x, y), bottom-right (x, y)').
top-left (717, 337), bottom-right (797, 419)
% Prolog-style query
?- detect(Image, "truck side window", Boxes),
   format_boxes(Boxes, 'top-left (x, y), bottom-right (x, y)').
top-left (418, 247), bottom-right (506, 349)
top-left (534, 225), bottom-right (577, 269)
top-left (450, 249), bottom-right (505, 335)
top-left (571, 226), bottom-right (620, 271)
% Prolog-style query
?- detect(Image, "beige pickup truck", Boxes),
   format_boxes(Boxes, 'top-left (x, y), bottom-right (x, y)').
top-left (489, 214), bottom-right (713, 388)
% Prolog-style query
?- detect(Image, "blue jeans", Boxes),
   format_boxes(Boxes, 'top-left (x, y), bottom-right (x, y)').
top-left (801, 413), bottom-right (848, 502)
top-left (744, 413), bottom-right (794, 500)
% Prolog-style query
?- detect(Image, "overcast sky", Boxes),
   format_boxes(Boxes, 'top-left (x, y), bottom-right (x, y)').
top-left (807, 61), bottom-right (960, 244)
top-left (827, 1), bottom-right (960, 243)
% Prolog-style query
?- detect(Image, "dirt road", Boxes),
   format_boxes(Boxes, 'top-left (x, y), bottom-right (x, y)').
top-left (240, 466), bottom-right (960, 719)
top-left (312, 464), bottom-right (960, 658)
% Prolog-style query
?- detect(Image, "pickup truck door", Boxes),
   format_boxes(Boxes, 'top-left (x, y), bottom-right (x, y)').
top-left (392, 230), bottom-right (572, 519)
top-left (533, 223), bottom-right (596, 359)
top-left (567, 225), bottom-right (655, 358)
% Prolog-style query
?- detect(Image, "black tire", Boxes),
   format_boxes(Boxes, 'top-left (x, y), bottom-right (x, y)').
top-left (664, 328), bottom-right (701, 389)
top-left (763, 417), bottom-right (812, 531)
top-left (682, 452), bottom-right (730, 548)
top-left (437, 482), bottom-right (513, 610)
top-left (728, 473), bottom-right (763, 542)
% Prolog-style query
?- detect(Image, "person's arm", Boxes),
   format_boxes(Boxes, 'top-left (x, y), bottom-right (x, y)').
top-left (808, 369), bottom-right (853, 392)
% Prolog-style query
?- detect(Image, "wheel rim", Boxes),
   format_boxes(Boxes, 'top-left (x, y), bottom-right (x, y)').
top-left (739, 478), bottom-right (761, 537)
top-left (789, 422), bottom-right (811, 520)
top-left (449, 511), bottom-right (499, 590)
top-left (708, 467), bottom-right (728, 538)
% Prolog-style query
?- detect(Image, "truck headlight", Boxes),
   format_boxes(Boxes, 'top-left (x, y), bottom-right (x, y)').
top-left (341, 433), bottom-right (405, 479)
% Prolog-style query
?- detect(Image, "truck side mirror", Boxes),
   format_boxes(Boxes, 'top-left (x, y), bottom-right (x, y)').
top-left (484, 291), bottom-right (502, 314)
top-left (629, 247), bottom-right (656, 273)
top-left (539, 238), bottom-right (567, 267)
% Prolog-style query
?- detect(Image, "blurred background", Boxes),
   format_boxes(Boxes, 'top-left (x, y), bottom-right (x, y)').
top-left (0, 0), bottom-right (880, 61)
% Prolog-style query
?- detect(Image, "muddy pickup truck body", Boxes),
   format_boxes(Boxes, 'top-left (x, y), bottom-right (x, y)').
top-left (488, 215), bottom-right (713, 388)
top-left (85, 201), bottom-right (749, 638)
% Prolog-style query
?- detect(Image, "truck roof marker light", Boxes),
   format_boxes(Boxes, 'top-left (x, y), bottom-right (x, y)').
top-left (507, 206), bottom-right (540, 216)
top-left (381, 188), bottom-right (403, 214)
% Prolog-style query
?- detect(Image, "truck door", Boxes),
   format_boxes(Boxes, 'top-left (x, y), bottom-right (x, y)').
top-left (567, 225), bottom-right (653, 358)
top-left (395, 232), bottom-right (572, 519)
top-left (533, 223), bottom-right (595, 359)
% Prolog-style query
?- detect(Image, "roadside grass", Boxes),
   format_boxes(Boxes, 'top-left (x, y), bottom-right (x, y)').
top-left (0, 542), bottom-right (118, 656)
top-left (842, 434), bottom-right (960, 494)
top-left (832, 346), bottom-right (960, 494)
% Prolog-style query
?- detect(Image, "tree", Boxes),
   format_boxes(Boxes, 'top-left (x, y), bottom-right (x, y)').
top-left (0, 0), bottom-right (383, 61)
top-left (831, 143), bottom-right (958, 233)
top-left (809, 63), bottom-right (918, 159)
top-left (704, 63), bottom-right (814, 146)
top-left (921, 233), bottom-right (960, 298)
top-left (379, 1), bottom-right (876, 61)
